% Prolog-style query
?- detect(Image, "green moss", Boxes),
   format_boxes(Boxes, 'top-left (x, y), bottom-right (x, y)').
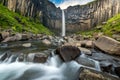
top-left (0, 4), bottom-right (53, 35)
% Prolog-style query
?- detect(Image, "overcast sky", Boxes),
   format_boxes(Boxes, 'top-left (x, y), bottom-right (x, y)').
top-left (49, 0), bottom-right (94, 9)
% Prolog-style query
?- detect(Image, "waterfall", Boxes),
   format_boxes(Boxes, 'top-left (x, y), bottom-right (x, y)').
top-left (62, 9), bottom-right (66, 37)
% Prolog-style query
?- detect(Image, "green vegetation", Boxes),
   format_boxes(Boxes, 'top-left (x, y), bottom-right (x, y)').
top-left (0, 4), bottom-right (53, 35)
top-left (77, 13), bottom-right (120, 37)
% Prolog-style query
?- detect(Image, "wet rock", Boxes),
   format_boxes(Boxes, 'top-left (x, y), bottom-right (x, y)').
top-left (55, 46), bottom-right (81, 62)
top-left (94, 36), bottom-right (120, 55)
top-left (42, 39), bottom-right (51, 45)
top-left (63, 42), bottom-right (81, 47)
top-left (27, 53), bottom-right (48, 63)
top-left (18, 54), bottom-right (24, 62)
top-left (100, 61), bottom-right (113, 73)
top-left (80, 40), bottom-right (93, 48)
top-left (76, 57), bottom-right (95, 68)
top-left (22, 43), bottom-right (31, 48)
top-left (78, 47), bottom-right (92, 56)
top-left (79, 68), bottom-right (120, 80)
top-left (0, 52), bottom-right (11, 61)
top-left (34, 53), bottom-right (48, 63)
top-left (115, 67), bottom-right (120, 77)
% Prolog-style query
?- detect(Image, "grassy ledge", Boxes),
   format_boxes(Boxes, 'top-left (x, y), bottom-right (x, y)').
top-left (0, 4), bottom-right (53, 35)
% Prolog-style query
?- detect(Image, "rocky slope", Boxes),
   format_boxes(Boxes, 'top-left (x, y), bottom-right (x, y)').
top-left (0, 0), bottom-right (120, 33)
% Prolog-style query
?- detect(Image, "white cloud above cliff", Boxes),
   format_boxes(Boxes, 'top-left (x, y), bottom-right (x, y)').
top-left (56, 0), bottom-right (95, 9)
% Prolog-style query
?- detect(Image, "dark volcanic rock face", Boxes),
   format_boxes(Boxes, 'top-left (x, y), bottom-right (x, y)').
top-left (0, 0), bottom-right (62, 31)
top-left (1, 0), bottom-right (120, 33)
top-left (65, 0), bottom-right (120, 32)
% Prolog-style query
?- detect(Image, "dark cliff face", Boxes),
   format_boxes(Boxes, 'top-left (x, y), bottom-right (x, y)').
top-left (65, 0), bottom-right (120, 32)
top-left (0, 0), bottom-right (120, 33)
top-left (0, 0), bottom-right (62, 31)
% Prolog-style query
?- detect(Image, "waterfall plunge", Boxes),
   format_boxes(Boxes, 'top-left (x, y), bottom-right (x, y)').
top-left (62, 9), bottom-right (66, 37)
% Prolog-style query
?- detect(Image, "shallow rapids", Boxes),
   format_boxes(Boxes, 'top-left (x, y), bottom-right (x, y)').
top-left (0, 54), bottom-right (81, 80)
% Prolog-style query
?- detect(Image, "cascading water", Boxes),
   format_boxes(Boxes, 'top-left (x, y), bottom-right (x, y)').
top-left (0, 52), bottom-right (81, 80)
top-left (62, 9), bottom-right (66, 37)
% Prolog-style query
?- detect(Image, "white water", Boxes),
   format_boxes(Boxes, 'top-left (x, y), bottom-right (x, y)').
top-left (0, 53), bottom-right (80, 80)
top-left (62, 9), bottom-right (66, 37)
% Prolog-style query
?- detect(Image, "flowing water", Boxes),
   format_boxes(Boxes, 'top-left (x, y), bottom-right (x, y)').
top-left (0, 53), bottom-right (81, 80)
top-left (62, 10), bottom-right (66, 37)
top-left (0, 41), bottom-right (106, 80)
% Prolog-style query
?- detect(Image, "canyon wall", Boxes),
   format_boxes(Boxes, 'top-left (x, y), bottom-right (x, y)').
top-left (0, 0), bottom-right (62, 31)
top-left (0, 0), bottom-right (120, 33)
top-left (65, 0), bottom-right (120, 32)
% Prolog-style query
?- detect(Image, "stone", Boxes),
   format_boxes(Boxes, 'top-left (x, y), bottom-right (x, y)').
top-left (79, 68), bottom-right (120, 80)
top-left (42, 39), bottom-right (51, 45)
top-left (2, 36), bottom-right (16, 42)
top-left (94, 36), bottom-right (120, 55)
top-left (78, 47), bottom-right (92, 56)
top-left (63, 42), bottom-right (81, 47)
top-left (1, 31), bottom-right (10, 39)
top-left (14, 33), bottom-right (22, 41)
top-left (27, 53), bottom-right (48, 63)
top-left (22, 43), bottom-right (31, 47)
top-left (112, 34), bottom-right (120, 41)
top-left (115, 67), bottom-right (120, 77)
top-left (55, 46), bottom-right (81, 62)
top-left (76, 57), bottom-right (95, 68)
top-left (34, 53), bottom-right (48, 63)
top-left (21, 34), bottom-right (30, 41)
top-left (18, 53), bottom-right (24, 62)
top-left (80, 40), bottom-right (93, 48)
top-left (100, 61), bottom-right (113, 73)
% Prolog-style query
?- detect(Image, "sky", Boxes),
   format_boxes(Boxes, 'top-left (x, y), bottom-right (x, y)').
top-left (49, 0), bottom-right (94, 9)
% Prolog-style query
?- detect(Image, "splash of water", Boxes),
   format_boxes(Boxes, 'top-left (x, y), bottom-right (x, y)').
top-left (62, 9), bottom-right (66, 37)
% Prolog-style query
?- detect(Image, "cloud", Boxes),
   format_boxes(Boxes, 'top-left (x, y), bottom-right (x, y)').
top-left (56, 0), bottom-right (94, 9)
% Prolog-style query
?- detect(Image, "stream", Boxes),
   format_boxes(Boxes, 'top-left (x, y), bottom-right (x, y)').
top-left (0, 40), bottom-right (120, 80)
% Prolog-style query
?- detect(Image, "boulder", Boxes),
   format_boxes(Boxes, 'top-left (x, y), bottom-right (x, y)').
top-left (79, 68), bottom-right (120, 80)
top-left (27, 53), bottom-right (48, 63)
top-left (2, 36), bottom-right (16, 42)
top-left (33, 53), bottom-right (48, 63)
top-left (63, 42), bottom-right (81, 47)
top-left (80, 40), bottom-right (93, 48)
top-left (55, 46), bottom-right (81, 62)
top-left (76, 57), bottom-right (95, 68)
top-left (115, 67), bottom-right (120, 77)
top-left (14, 33), bottom-right (22, 40)
top-left (42, 39), bottom-right (51, 45)
top-left (1, 31), bottom-right (10, 39)
top-left (78, 47), bottom-right (92, 56)
top-left (94, 36), bottom-right (120, 55)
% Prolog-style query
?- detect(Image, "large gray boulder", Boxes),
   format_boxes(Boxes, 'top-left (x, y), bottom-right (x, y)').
top-left (55, 46), bottom-right (81, 62)
top-left (94, 36), bottom-right (120, 55)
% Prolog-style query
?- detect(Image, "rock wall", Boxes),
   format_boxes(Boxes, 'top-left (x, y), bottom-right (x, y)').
top-left (0, 0), bottom-right (120, 33)
top-left (0, 0), bottom-right (62, 31)
top-left (65, 0), bottom-right (120, 32)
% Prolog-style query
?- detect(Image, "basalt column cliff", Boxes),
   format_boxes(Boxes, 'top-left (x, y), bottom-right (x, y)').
top-left (1, 0), bottom-right (120, 32)
top-left (0, 0), bottom-right (62, 30)
top-left (65, 0), bottom-right (120, 32)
